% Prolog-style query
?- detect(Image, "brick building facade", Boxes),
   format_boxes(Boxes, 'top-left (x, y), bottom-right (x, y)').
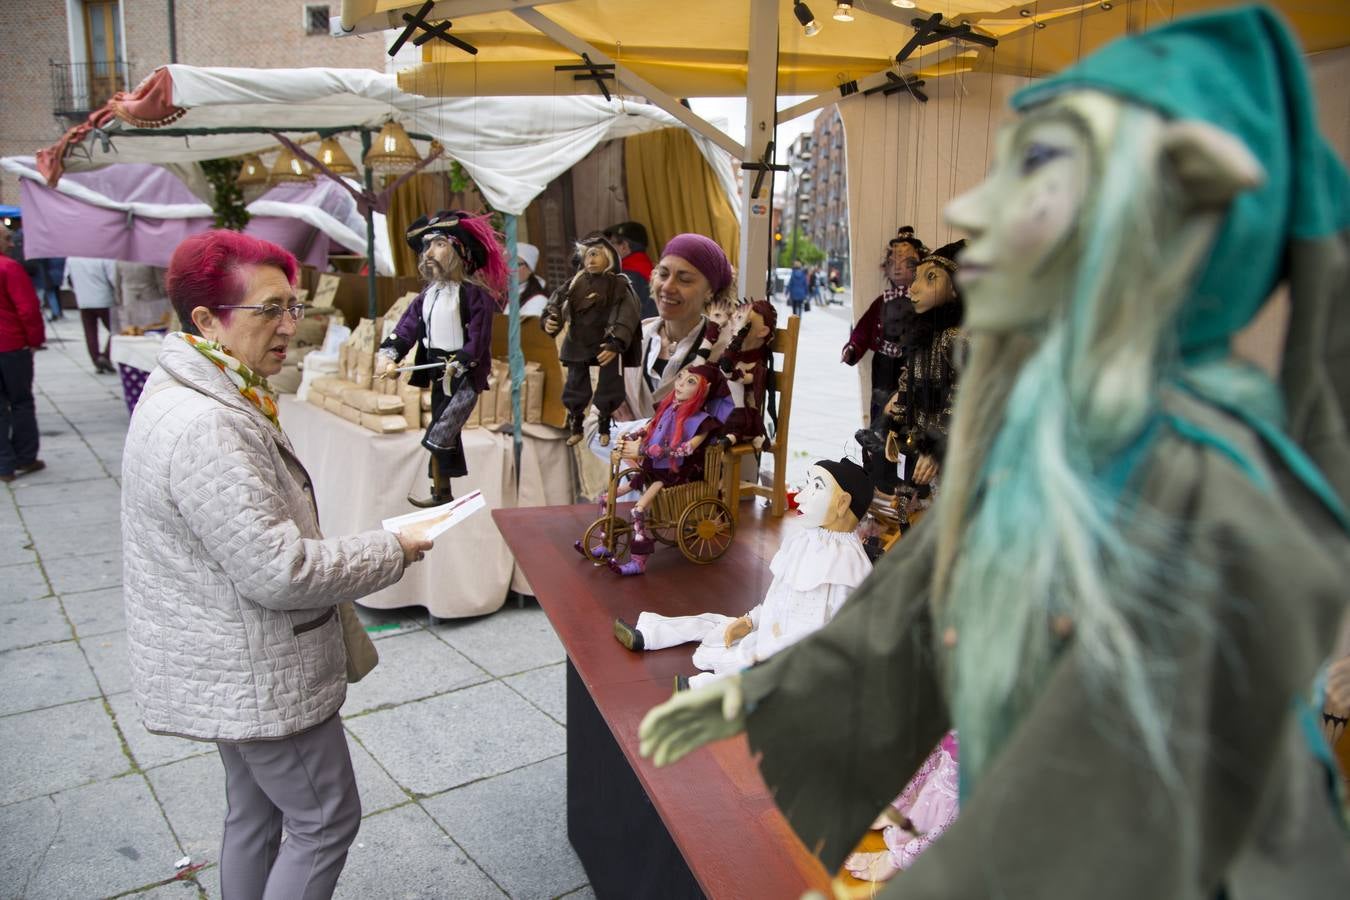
top-left (1, 0), bottom-right (391, 203)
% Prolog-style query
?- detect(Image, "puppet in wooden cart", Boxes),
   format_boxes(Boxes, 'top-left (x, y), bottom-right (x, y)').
top-left (541, 235), bottom-right (642, 447)
top-left (377, 210), bottom-right (507, 507)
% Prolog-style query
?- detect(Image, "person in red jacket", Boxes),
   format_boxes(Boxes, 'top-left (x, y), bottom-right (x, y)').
top-left (0, 227), bottom-right (46, 482)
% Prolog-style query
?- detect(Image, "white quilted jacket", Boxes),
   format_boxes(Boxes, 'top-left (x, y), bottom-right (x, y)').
top-left (122, 335), bottom-right (405, 742)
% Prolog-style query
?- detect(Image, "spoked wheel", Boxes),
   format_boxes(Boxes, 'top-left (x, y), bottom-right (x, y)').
top-left (580, 516), bottom-right (631, 565)
top-left (676, 498), bottom-right (735, 564)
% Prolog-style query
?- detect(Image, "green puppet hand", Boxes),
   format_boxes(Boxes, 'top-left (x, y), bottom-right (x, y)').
top-left (638, 674), bottom-right (747, 767)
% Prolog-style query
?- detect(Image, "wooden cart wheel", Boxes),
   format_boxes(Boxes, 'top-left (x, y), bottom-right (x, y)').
top-left (676, 498), bottom-right (735, 564)
top-left (580, 516), bottom-right (631, 565)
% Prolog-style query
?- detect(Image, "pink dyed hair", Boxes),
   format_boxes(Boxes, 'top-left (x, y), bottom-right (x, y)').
top-left (167, 230), bottom-right (298, 332)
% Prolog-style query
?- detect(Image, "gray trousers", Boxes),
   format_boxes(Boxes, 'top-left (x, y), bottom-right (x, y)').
top-left (216, 713), bottom-right (361, 900)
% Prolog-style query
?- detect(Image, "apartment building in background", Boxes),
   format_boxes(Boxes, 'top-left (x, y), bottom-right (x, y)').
top-left (776, 105), bottom-right (850, 283)
top-left (0, 0), bottom-right (393, 203)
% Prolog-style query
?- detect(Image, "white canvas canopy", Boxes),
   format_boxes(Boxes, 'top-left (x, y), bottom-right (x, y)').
top-left (43, 64), bottom-right (740, 219)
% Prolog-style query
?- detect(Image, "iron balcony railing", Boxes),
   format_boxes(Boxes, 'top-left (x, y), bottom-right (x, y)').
top-left (50, 59), bottom-right (131, 118)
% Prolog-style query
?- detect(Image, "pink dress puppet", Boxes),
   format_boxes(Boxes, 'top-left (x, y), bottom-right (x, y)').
top-left (716, 299), bottom-right (777, 450)
top-left (605, 363), bottom-right (728, 576)
top-left (845, 731), bottom-right (960, 882)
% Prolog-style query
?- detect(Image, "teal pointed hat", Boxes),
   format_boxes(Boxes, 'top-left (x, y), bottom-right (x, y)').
top-left (1012, 5), bottom-right (1349, 359)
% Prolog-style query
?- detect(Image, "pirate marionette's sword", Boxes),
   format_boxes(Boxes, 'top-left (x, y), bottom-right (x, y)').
top-left (385, 361), bottom-right (446, 374)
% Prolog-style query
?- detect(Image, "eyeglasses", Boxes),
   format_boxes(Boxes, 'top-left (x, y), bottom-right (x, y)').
top-left (213, 304), bottom-right (307, 322)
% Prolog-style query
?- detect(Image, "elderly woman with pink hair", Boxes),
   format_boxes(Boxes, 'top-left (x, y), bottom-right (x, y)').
top-left (121, 230), bottom-right (431, 899)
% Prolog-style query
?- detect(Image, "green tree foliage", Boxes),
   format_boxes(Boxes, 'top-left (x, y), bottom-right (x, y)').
top-left (777, 229), bottom-right (827, 267)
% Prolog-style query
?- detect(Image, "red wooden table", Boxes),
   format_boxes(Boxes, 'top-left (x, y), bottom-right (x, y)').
top-left (494, 503), bottom-right (829, 899)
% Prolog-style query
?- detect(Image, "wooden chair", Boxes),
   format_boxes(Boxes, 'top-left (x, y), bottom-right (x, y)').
top-left (724, 314), bottom-right (801, 520)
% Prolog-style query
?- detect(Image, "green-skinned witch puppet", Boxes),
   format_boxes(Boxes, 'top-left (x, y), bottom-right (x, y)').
top-left (638, 8), bottom-right (1350, 898)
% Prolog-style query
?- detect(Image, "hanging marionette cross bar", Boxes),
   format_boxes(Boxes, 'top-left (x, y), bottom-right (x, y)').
top-left (863, 71), bottom-right (928, 103)
top-left (740, 140), bottom-right (790, 201)
top-left (554, 54), bottom-right (615, 102)
top-left (388, 0), bottom-right (478, 57)
top-left (896, 12), bottom-right (998, 67)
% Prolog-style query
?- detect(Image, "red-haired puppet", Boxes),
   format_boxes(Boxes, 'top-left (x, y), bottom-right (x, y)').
top-left (716, 299), bottom-right (777, 449)
top-left (607, 363), bottom-right (727, 576)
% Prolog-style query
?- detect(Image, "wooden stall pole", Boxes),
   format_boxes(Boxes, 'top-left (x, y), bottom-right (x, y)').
top-left (361, 128), bottom-right (378, 320)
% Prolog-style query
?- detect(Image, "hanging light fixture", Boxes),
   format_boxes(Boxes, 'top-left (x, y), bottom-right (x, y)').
top-left (235, 153), bottom-right (268, 199)
top-left (793, 1), bottom-right (821, 36)
top-left (833, 2), bottom-right (854, 22)
top-left (891, 0), bottom-right (917, 8)
top-left (269, 145), bottom-right (315, 183)
top-left (363, 120), bottom-right (422, 174)
top-left (315, 137), bottom-right (358, 176)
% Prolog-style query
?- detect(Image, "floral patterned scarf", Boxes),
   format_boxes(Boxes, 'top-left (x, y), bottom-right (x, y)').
top-left (178, 333), bottom-right (280, 429)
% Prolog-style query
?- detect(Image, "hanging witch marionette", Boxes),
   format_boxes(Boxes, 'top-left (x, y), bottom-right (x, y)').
top-left (541, 235), bottom-right (642, 447)
top-left (715, 298), bottom-right (778, 449)
top-left (842, 227), bottom-right (927, 422)
top-left (604, 363), bottom-right (729, 576)
top-left (377, 210), bottom-right (508, 507)
top-left (638, 8), bottom-right (1350, 897)
top-left (855, 240), bottom-right (966, 525)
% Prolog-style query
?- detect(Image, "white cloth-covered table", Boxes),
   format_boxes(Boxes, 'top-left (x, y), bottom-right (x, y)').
top-left (279, 396), bottom-right (573, 617)
top-left (110, 333), bottom-right (164, 372)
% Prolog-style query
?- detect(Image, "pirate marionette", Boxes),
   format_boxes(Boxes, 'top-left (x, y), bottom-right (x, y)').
top-left (377, 210), bottom-right (508, 507)
top-left (842, 227), bottom-right (927, 422)
top-left (541, 235), bottom-right (642, 447)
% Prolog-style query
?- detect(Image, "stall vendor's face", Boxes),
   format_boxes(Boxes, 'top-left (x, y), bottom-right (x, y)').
top-left (419, 233), bottom-right (463, 283)
top-left (652, 255), bottom-right (713, 326)
top-left (946, 102), bottom-right (1094, 330)
top-left (672, 369), bottom-right (704, 403)
top-left (797, 465), bottom-right (846, 529)
top-left (909, 261), bottom-right (957, 315)
top-left (887, 243), bottom-right (921, 289)
top-left (192, 264), bottom-right (298, 377)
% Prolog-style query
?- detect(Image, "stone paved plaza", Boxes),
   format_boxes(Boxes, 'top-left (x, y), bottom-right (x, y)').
top-left (0, 299), bottom-right (861, 899)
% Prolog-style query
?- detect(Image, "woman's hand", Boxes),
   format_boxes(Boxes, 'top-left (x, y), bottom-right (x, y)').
top-left (396, 532), bottom-right (434, 566)
top-left (596, 348), bottom-right (618, 366)
top-left (912, 454), bottom-right (939, 485)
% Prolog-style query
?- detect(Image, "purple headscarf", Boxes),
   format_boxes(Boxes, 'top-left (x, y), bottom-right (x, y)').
top-left (660, 233), bottom-right (733, 294)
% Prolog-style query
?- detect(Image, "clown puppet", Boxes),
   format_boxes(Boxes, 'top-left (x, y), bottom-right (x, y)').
top-left (613, 458), bottom-right (872, 687)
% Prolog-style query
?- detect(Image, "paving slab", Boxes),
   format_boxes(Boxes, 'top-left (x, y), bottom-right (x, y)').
top-left (0, 596), bottom-right (73, 651)
top-left (0, 773), bottom-right (181, 900)
top-left (145, 753), bottom-right (225, 863)
top-left (346, 730), bottom-right (411, 816)
top-left (20, 493), bottom-right (121, 528)
top-left (9, 448), bottom-right (108, 487)
top-left (61, 584), bottom-right (126, 637)
top-left (129, 878), bottom-right (206, 898)
top-left (503, 663), bottom-right (566, 726)
top-left (0, 639), bottom-right (101, 716)
top-left (342, 630), bottom-right (488, 716)
top-left (28, 514), bottom-right (124, 559)
top-left (0, 524), bottom-right (37, 568)
top-left (353, 603), bottom-right (424, 641)
top-left (83, 628), bottom-right (132, 695)
top-left (107, 690), bottom-right (212, 770)
top-left (0, 560), bottom-right (53, 601)
top-left (422, 756), bottom-right (584, 900)
top-left (0, 699), bottom-right (129, 804)
top-left (430, 603), bottom-right (565, 677)
top-left (346, 682), bottom-right (565, 796)
top-left (43, 547), bottom-right (122, 595)
top-left (333, 804), bottom-right (506, 900)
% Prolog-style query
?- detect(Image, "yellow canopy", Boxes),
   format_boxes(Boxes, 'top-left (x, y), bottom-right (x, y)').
top-left (340, 1), bottom-right (1350, 98)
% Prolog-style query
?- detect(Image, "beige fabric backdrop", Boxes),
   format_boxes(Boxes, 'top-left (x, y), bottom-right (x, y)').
top-left (280, 397), bottom-right (574, 617)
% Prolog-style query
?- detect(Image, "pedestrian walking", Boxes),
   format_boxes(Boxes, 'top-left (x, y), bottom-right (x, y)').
top-left (0, 226), bottom-right (46, 483)
top-left (121, 230), bottom-right (433, 900)
top-left (66, 257), bottom-right (117, 372)
top-left (787, 260), bottom-right (808, 316)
